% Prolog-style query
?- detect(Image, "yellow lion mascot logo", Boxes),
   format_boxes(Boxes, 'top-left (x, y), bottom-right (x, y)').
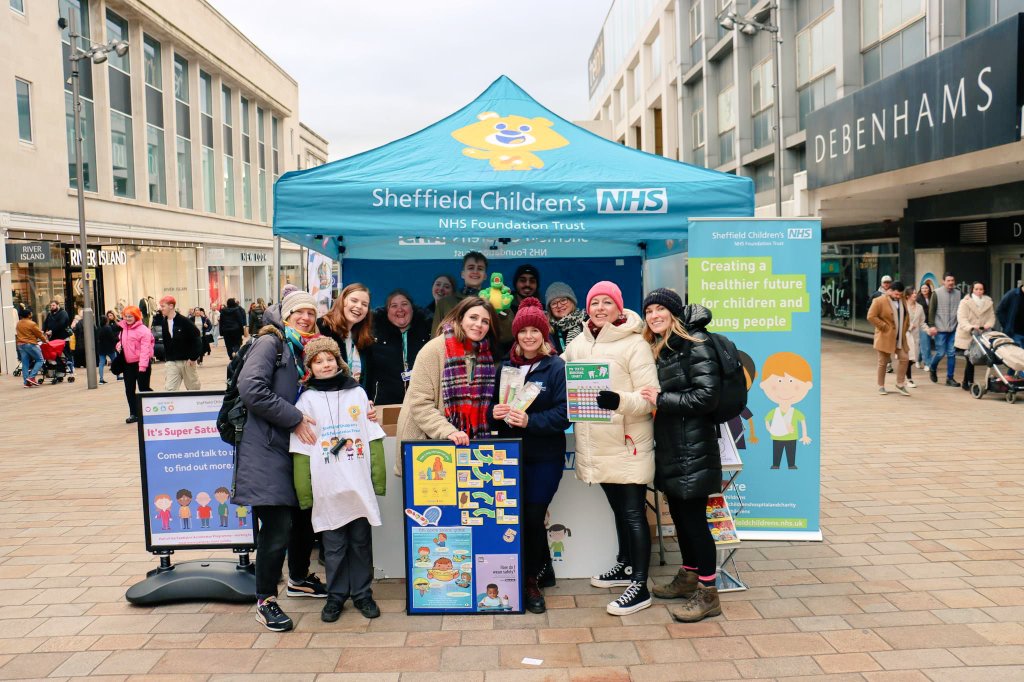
top-left (451, 112), bottom-right (569, 171)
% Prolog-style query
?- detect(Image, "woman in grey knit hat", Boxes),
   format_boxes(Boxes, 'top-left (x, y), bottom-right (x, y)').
top-left (545, 281), bottom-right (587, 354)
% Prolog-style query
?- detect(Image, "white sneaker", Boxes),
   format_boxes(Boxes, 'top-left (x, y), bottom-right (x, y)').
top-left (906, 379), bottom-right (917, 388)
top-left (878, 387), bottom-right (888, 395)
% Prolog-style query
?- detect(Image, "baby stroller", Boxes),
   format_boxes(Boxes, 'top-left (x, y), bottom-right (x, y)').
top-left (41, 339), bottom-right (74, 384)
top-left (966, 330), bottom-right (1024, 403)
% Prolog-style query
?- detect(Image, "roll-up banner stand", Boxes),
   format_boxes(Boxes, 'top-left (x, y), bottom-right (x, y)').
top-left (688, 218), bottom-right (823, 541)
top-left (402, 439), bottom-right (523, 615)
top-left (126, 391), bottom-right (257, 605)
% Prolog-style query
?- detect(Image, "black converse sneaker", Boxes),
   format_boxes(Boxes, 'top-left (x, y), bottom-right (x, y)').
top-left (256, 597), bottom-right (294, 631)
top-left (606, 581), bottom-right (652, 616)
top-left (286, 573), bottom-right (328, 598)
top-left (590, 561), bottom-right (633, 588)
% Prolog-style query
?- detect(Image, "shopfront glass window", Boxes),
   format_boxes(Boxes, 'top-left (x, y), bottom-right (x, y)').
top-left (820, 241), bottom-right (899, 333)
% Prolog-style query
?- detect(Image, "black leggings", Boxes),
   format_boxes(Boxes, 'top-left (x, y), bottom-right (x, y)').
top-left (522, 503), bottom-right (550, 577)
top-left (600, 483), bottom-right (650, 583)
top-left (122, 362), bottom-right (151, 417)
top-left (667, 494), bottom-right (717, 582)
top-left (253, 505), bottom-right (315, 600)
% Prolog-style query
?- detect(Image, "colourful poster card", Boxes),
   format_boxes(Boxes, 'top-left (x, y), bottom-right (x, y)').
top-left (411, 445), bottom-right (457, 506)
top-left (409, 526), bottom-right (473, 610)
top-left (565, 362), bottom-right (614, 423)
top-left (475, 554), bottom-right (520, 612)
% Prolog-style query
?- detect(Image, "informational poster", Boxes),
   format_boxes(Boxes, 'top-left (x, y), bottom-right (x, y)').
top-left (137, 392), bottom-right (256, 551)
top-left (403, 439), bottom-right (523, 614)
top-left (706, 494), bottom-right (740, 545)
top-left (307, 250), bottom-right (336, 317)
top-left (565, 361), bottom-right (613, 423)
top-left (688, 218), bottom-right (822, 541)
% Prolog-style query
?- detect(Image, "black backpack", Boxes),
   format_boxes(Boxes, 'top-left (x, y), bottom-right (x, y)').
top-left (216, 334), bottom-right (283, 446)
top-left (704, 332), bottom-right (748, 425)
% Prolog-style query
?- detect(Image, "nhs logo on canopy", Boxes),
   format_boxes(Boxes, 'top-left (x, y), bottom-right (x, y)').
top-left (596, 188), bottom-right (668, 214)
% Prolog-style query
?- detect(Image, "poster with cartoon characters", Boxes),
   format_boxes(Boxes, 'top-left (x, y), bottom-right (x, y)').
top-left (137, 392), bottom-right (256, 551)
top-left (402, 439), bottom-right (522, 614)
top-left (688, 218), bottom-right (822, 541)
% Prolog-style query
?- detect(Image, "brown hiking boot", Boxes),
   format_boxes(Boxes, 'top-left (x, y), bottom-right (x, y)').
top-left (652, 568), bottom-right (698, 599)
top-left (669, 584), bottom-right (722, 622)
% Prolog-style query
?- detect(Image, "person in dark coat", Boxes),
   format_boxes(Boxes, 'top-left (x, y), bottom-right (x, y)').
top-left (219, 298), bottom-right (247, 359)
top-left (43, 300), bottom-right (73, 368)
top-left (96, 310), bottom-right (120, 383)
top-left (368, 289), bottom-right (432, 405)
top-left (490, 298), bottom-right (569, 614)
top-left (640, 290), bottom-right (723, 624)
top-left (233, 291), bottom-right (327, 632)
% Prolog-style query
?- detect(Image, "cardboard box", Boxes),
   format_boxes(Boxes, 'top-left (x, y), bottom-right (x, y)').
top-left (646, 490), bottom-right (676, 538)
top-left (378, 404), bottom-right (402, 437)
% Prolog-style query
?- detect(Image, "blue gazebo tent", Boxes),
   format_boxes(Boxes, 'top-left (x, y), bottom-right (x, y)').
top-left (273, 75), bottom-right (753, 262)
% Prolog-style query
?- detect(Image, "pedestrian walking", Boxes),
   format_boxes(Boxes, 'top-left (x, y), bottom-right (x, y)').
top-left (219, 298), bottom-right (247, 359)
top-left (641, 289), bottom-right (724, 622)
top-left (955, 282), bottom-right (995, 392)
top-left (867, 280), bottom-right (911, 396)
top-left (918, 282), bottom-right (935, 366)
top-left (232, 290), bottom-right (328, 632)
top-left (562, 281), bottom-right (659, 616)
top-left (490, 298), bottom-right (570, 614)
top-left (15, 308), bottom-right (46, 387)
top-left (154, 296), bottom-right (202, 391)
top-left (96, 311), bottom-right (120, 384)
top-left (43, 300), bottom-right (73, 373)
top-left (904, 288), bottom-right (925, 384)
top-left (117, 306), bottom-right (155, 423)
top-left (927, 273), bottom-right (963, 386)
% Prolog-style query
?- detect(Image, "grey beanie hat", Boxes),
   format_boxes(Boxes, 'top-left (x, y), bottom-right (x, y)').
top-left (544, 281), bottom-right (577, 309)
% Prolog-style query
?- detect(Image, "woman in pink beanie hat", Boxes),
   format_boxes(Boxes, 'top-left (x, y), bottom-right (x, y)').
top-left (562, 281), bottom-right (659, 616)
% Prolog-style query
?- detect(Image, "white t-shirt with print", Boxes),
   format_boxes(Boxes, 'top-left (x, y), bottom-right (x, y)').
top-left (289, 386), bottom-right (386, 533)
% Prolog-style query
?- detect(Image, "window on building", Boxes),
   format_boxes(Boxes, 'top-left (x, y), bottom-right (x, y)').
top-left (861, 0), bottom-right (926, 84)
top-left (718, 85), bottom-right (736, 165)
top-left (271, 115), bottom-right (280, 183)
top-left (257, 106), bottom-right (267, 222)
top-left (752, 162), bottom-right (774, 192)
top-left (61, 0), bottom-right (97, 192)
top-left (689, 0), bottom-right (703, 63)
top-left (222, 85), bottom-right (235, 216)
top-left (797, 11), bottom-right (837, 85)
top-left (751, 59), bottom-right (774, 149)
top-left (199, 70), bottom-right (215, 212)
top-left (173, 53), bottom-right (192, 209)
top-left (796, 0), bottom-right (835, 31)
top-left (649, 34), bottom-right (662, 81)
top-left (16, 78), bottom-right (32, 142)
top-left (10, 0), bottom-right (25, 14)
top-left (717, 0), bottom-right (735, 39)
top-left (691, 84), bottom-right (705, 152)
top-left (798, 71), bottom-right (837, 129)
top-left (966, 0), bottom-right (1024, 35)
top-left (241, 96), bottom-right (252, 219)
top-left (143, 35), bottom-right (166, 204)
top-left (106, 10), bottom-right (133, 198)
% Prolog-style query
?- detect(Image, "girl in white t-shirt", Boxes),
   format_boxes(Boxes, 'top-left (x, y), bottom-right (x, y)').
top-left (291, 337), bottom-right (386, 623)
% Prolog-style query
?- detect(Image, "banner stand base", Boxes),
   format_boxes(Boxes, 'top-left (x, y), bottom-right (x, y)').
top-left (126, 552), bottom-right (256, 606)
top-left (716, 547), bottom-right (747, 593)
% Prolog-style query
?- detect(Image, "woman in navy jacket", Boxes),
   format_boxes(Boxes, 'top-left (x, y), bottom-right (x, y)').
top-left (491, 298), bottom-right (569, 614)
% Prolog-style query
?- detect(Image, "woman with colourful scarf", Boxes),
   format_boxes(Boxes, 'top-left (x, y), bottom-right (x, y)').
top-left (396, 297), bottom-right (498, 456)
top-left (233, 290), bottom-right (328, 633)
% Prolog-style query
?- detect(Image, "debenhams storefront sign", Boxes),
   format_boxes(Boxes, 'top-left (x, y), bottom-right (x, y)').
top-left (807, 14), bottom-right (1023, 189)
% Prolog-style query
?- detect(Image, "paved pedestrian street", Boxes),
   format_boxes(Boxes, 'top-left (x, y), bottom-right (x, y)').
top-left (0, 335), bottom-right (1021, 681)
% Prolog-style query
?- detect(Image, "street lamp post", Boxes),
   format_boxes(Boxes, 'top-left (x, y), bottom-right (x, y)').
top-left (61, 8), bottom-right (128, 389)
top-left (721, 4), bottom-right (784, 217)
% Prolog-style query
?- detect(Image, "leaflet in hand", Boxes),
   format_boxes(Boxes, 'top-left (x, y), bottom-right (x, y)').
top-left (504, 382), bottom-right (541, 424)
top-left (499, 366), bottom-right (524, 405)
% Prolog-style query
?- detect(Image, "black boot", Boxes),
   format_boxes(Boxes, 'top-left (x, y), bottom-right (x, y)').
top-left (524, 577), bottom-right (545, 614)
top-left (536, 559), bottom-right (556, 588)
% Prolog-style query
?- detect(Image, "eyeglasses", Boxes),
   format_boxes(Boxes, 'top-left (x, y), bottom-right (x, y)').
top-left (550, 298), bottom-right (571, 307)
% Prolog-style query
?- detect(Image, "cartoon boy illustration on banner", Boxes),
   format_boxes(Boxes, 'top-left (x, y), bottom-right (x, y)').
top-left (759, 352), bottom-right (813, 470)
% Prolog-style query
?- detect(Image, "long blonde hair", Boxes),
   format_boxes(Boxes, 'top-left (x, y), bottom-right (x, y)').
top-left (643, 316), bottom-right (701, 359)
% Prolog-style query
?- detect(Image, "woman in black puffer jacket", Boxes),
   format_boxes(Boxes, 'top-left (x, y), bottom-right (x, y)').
top-left (639, 290), bottom-right (723, 624)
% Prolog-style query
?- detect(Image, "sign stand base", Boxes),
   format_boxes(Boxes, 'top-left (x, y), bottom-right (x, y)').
top-left (125, 550), bottom-right (256, 606)
top-left (716, 547), bottom-right (747, 593)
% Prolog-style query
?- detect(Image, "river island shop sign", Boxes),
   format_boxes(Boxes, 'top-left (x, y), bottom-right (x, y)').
top-left (806, 14), bottom-right (1023, 190)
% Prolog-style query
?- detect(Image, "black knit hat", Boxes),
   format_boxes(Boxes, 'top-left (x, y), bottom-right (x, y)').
top-left (642, 288), bottom-right (684, 317)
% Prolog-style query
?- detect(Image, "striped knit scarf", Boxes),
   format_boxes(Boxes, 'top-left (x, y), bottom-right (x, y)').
top-left (441, 324), bottom-right (495, 439)
top-left (283, 323), bottom-right (320, 382)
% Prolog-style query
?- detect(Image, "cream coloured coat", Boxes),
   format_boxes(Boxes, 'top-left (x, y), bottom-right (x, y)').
top-left (561, 309), bottom-right (659, 485)
top-left (955, 295), bottom-right (996, 350)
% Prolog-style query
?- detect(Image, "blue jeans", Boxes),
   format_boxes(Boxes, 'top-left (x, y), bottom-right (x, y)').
top-left (919, 329), bottom-right (934, 366)
top-left (930, 331), bottom-right (956, 379)
top-left (17, 343), bottom-right (44, 383)
top-left (97, 352), bottom-right (117, 381)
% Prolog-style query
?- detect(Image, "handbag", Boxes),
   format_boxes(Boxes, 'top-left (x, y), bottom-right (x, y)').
top-left (110, 351), bottom-right (126, 376)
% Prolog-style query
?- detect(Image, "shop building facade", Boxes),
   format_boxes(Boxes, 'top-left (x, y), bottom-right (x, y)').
top-left (1, 0), bottom-right (328, 371)
top-left (587, 0), bottom-right (1023, 336)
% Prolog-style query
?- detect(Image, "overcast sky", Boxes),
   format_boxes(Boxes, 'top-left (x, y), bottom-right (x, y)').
top-left (209, 1), bottom-right (611, 161)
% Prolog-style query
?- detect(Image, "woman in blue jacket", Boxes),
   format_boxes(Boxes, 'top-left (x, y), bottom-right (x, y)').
top-left (491, 298), bottom-right (570, 614)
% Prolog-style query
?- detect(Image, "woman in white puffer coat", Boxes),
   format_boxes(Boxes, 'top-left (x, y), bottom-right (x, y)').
top-left (562, 281), bottom-right (659, 617)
